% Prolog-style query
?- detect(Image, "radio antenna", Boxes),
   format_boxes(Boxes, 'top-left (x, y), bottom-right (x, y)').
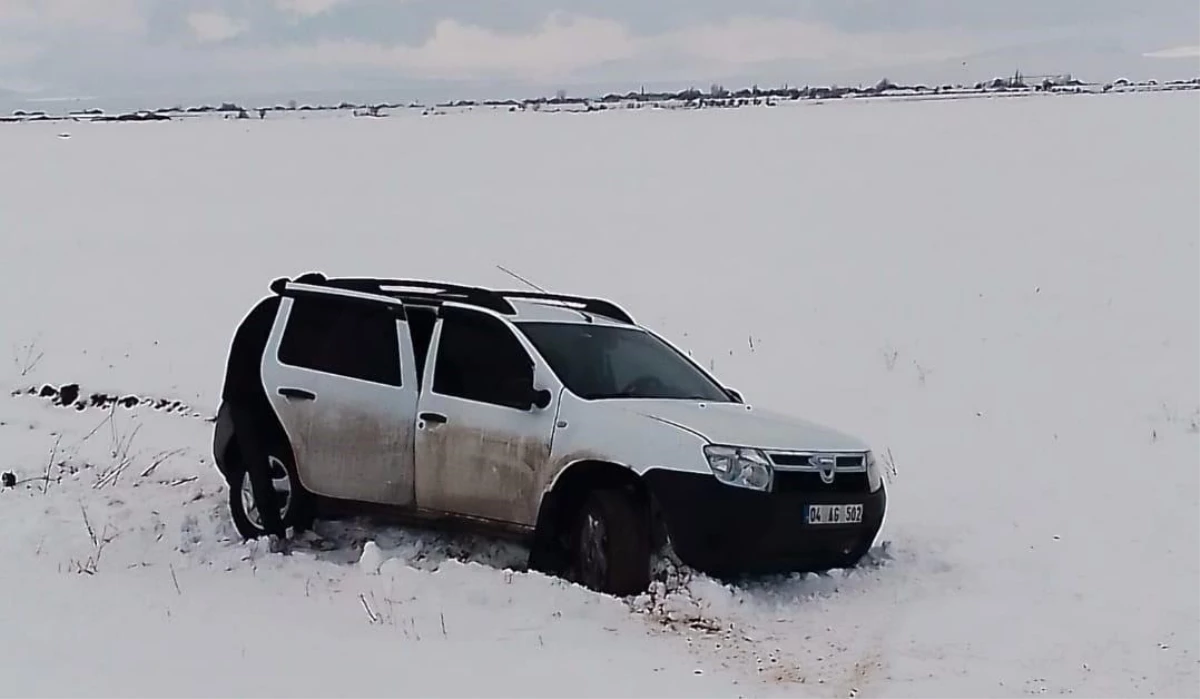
top-left (496, 264), bottom-right (548, 292)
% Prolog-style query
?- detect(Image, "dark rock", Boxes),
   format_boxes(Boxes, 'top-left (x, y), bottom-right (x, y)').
top-left (56, 383), bottom-right (80, 406)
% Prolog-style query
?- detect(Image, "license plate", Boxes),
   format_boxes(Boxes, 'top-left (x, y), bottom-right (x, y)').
top-left (806, 503), bottom-right (863, 525)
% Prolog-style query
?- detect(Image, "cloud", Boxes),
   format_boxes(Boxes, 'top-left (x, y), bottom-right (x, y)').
top-left (0, 39), bottom-right (41, 66)
top-left (274, 0), bottom-right (354, 19)
top-left (2, 1), bottom-right (1194, 100)
top-left (0, 0), bottom-right (145, 34)
top-left (223, 12), bottom-right (979, 83)
top-left (1143, 45), bottom-right (1200, 59)
top-left (0, 1), bottom-right (34, 23)
top-left (187, 11), bottom-right (249, 43)
top-left (660, 17), bottom-right (976, 73)
top-left (231, 13), bottom-right (636, 81)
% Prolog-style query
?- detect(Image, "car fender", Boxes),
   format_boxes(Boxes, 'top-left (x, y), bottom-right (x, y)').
top-left (537, 390), bottom-right (713, 502)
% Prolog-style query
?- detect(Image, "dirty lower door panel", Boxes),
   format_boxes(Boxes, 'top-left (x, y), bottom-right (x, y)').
top-left (413, 306), bottom-right (558, 527)
top-left (261, 295), bottom-right (420, 507)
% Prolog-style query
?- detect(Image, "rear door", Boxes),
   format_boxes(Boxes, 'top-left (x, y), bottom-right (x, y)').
top-left (413, 305), bottom-right (559, 526)
top-left (261, 292), bottom-right (420, 507)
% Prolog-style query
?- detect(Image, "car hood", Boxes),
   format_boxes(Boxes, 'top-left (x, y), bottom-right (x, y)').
top-left (621, 399), bottom-right (870, 453)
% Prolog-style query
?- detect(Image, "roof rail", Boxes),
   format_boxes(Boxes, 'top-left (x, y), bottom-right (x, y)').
top-left (268, 273), bottom-right (634, 324)
top-left (269, 272), bottom-right (327, 294)
top-left (269, 273), bottom-right (516, 315)
top-left (493, 290), bottom-right (635, 325)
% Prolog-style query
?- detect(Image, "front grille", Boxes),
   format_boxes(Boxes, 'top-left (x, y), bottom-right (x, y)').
top-left (767, 453), bottom-right (865, 469)
top-left (836, 455), bottom-right (864, 469)
top-left (773, 470), bottom-right (870, 494)
top-left (770, 453), bottom-right (811, 467)
top-left (765, 451), bottom-right (868, 494)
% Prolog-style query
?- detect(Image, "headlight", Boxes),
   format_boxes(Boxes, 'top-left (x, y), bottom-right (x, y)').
top-left (866, 450), bottom-right (883, 492)
top-left (703, 445), bottom-right (773, 491)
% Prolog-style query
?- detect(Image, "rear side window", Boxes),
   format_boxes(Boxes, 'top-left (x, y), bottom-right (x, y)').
top-left (432, 308), bottom-right (533, 409)
top-left (278, 296), bottom-right (403, 386)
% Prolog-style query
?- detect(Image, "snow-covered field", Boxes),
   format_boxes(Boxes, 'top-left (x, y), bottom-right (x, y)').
top-left (1, 90), bottom-right (1197, 698)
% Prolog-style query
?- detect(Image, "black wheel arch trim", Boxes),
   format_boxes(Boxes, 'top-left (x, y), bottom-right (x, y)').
top-left (530, 459), bottom-right (664, 574)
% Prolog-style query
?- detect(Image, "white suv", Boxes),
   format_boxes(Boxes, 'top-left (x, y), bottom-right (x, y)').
top-left (212, 273), bottom-right (887, 595)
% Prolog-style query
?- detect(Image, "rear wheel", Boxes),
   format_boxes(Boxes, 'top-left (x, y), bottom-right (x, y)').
top-left (571, 489), bottom-right (652, 596)
top-left (228, 446), bottom-right (314, 540)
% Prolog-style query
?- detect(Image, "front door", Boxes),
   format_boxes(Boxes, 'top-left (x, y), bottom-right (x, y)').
top-left (413, 305), bottom-right (559, 526)
top-left (261, 293), bottom-right (420, 506)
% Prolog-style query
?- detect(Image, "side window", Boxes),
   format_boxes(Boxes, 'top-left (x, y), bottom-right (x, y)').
top-left (432, 308), bottom-right (533, 409)
top-left (278, 296), bottom-right (403, 387)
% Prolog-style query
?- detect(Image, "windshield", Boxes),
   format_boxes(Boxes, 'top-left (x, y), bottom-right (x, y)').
top-left (518, 322), bottom-right (734, 401)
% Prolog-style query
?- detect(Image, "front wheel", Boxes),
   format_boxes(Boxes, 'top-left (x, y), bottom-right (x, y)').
top-left (571, 489), bottom-right (652, 596)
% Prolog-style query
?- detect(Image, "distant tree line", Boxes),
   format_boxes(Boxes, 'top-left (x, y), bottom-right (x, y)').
top-left (3, 73), bottom-right (1197, 123)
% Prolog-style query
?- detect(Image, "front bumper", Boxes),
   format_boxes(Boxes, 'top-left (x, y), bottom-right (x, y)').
top-left (642, 469), bottom-right (886, 577)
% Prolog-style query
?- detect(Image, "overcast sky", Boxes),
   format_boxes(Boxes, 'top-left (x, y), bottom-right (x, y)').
top-left (1, 0), bottom-right (1197, 103)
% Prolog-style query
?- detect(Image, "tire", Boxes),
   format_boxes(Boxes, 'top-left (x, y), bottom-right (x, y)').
top-left (228, 442), bottom-right (314, 540)
top-left (571, 488), bottom-right (652, 596)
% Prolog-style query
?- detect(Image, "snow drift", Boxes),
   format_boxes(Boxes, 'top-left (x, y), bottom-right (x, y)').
top-left (1, 89), bottom-right (1197, 697)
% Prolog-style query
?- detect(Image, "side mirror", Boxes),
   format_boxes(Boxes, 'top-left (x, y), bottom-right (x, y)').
top-left (724, 387), bottom-right (744, 403)
top-left (529, 387), bottom-right (552, 410)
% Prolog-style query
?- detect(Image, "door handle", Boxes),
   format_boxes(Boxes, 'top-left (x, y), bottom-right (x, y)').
top-left (278, 387), bottom-right (317, 401)
top-left (419, 412), bottom-right (448, 425)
